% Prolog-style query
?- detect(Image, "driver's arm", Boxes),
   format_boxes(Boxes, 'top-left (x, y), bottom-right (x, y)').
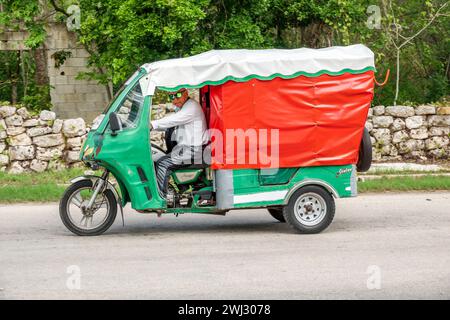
top-left (150, 104), bottom-right (195, 131)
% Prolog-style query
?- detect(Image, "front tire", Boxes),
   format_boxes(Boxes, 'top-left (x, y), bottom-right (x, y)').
top-left (59, 179), bottom-right (117, 236)
top-left (283, 186), bottom-right (335, 234)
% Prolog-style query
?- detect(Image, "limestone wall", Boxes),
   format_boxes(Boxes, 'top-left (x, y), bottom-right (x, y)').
top-left (0, 103), bottom-right (449, 174)
top-left (367, 105), bottom-right (450, 161)
top-left (0, 105), bottom-right (87, 173)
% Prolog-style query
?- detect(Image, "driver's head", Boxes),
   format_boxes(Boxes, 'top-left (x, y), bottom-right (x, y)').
top-left (168, 88), bottom-right (189, 108)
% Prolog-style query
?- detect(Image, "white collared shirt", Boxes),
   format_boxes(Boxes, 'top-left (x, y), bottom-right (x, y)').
top-left (151, 98), bottom-right (209, 146)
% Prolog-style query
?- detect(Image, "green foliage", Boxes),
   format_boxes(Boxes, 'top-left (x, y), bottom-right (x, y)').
top-left (369, 0), bottom-right (449, 105)
top-left (51, 50), bottom-right (73, 68)
top-left (0, 1), bottom-right (51, 110)
top-left (75, 0), bottom-right (211, 85)
top-left (21, 84), bottom-right (52, 112)
top-left (0, 0), bottom-right (448, 106)
top-left (0, 50), bottom-right (51, 112)
top-left (0, 0), bottom-right (47, 49)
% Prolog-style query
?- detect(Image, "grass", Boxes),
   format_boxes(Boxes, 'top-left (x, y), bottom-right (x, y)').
top-left (358, 175), bottom-right (450, 193)
top-left (361, 169), bottom-right (450, 176)
top-left (0, 169), bottom-right (449, 203)
top-left (0, 168), bottom-right (86, 203)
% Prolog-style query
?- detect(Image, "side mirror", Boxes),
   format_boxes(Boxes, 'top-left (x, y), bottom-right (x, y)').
top-left (109, 112), bottom-right (122, 136)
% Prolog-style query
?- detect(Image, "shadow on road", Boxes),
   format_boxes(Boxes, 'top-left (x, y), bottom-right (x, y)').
top-left (109, 221), bottom-right (296, 237)
top-left (57, 217), bottom-right (299, 237)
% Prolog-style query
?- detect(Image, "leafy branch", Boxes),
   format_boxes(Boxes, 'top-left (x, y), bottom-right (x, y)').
top-left (383, 0), bottom-right (449, 105)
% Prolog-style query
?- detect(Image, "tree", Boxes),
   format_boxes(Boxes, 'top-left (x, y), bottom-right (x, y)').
top-left (381, 0), bottom-right (449, 105)
top-left (1, 0), bottom-right (449, 108)
top-left (0, 0), bottom-right (51, 109)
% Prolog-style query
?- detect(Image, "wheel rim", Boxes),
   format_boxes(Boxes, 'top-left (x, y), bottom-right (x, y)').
top-left (66, 187), bottom-right (110, 231)
top-left (293, 192), bottom-right (327, 226)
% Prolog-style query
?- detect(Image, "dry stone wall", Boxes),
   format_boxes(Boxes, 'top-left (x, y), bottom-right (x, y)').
top-left (0, 105), bottom-right (88, 173)
top-left (367, 105), bottom-right (450, 161)
top-left (0, 103), bottom-right (449, 174)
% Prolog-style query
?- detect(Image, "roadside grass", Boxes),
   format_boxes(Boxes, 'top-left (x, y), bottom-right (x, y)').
top-left (0, 169), bottom-right (449, 203)
top-left (0, 168), bottom-right (85, 203)
top-left (358, 175), bottom-right (450, 193)
top-left (361, 169), bottom-right (450, 176)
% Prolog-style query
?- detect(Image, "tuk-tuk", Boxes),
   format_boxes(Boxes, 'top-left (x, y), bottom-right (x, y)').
top-left (59, 44), bottom-right (374, 236)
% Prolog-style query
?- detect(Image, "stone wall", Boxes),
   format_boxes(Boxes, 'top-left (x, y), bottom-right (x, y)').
top-left (1, 103), bottom-right (449, 174)
top-left (0, 105), bottom-right (87, 174)
top-left (367, 105), bottom-right (450, 161)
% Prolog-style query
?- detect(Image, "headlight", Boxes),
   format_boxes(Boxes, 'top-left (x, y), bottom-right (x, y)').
top-left (84, 147), bottom-right (94, 157)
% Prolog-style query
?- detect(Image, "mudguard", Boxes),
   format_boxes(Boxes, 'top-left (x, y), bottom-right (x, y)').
top-left (70, 175), bottom-right (125, 226)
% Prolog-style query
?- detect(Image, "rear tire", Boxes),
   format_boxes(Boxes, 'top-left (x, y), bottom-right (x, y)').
top-left (59, 179), bottom-right (117, 236)
top-left (268, 207), bottom-right (286, 222)
top-left (357, 127), bottom-right (372, 172)
top-left (283, 186), bottom-right (335, 234)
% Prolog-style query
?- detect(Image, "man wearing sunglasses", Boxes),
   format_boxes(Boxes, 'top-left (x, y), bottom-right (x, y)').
top-left (150, 88), bottom-right (210, 199)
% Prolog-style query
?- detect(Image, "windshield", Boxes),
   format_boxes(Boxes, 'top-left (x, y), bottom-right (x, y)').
top-left (115, 81), bottom-right (144, 129)
top-left (102, 69), bottom-right (142, 114)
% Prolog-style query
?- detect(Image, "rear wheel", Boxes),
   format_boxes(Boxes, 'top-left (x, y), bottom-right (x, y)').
top-left (59, 179), bottom-right (117, 236)
top-left (357, 127), bottom-right (372, 172)
top-left (283, 186), bottom-right (335, 234)
top-left (268, 207), bottom-right (285, 222)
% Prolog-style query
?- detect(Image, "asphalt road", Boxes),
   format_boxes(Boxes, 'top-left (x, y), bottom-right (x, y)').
top-left (1, 192), bottom-right (449, 300)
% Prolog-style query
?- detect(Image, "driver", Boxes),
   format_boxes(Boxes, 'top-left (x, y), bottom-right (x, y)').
top-left (150, 88), bottom-right (209, 198)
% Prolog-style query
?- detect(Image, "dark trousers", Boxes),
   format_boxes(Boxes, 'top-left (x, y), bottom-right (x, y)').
top-left (155, 145), bottom-right (209, 197)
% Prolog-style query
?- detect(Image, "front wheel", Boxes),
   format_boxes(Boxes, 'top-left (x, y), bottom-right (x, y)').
top-left (59, 179), bottom-right (117, 236)
top-left (283, 186), bottom-right (335, 234)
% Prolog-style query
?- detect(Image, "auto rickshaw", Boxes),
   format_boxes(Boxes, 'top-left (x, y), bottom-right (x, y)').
top-left (59, 44), bottom-right (374, 236)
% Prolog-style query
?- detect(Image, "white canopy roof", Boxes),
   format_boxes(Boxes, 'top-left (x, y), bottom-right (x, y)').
top-left (141, 44), bottom-right (375, 95)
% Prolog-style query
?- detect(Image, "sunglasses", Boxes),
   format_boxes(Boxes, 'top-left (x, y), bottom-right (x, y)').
top-left (169, 91), bottom-right (185, 100)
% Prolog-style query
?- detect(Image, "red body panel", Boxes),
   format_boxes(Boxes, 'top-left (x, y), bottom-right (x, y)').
top-left (208, 71), bottom-right (374, 169)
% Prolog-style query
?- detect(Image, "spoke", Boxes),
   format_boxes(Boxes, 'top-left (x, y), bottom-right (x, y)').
top-left (85, 216), bottom-right (93, 228)
top-left (80, 215), bottom-right (86, 226)
top-left (98, 203), bottom-right (108, 209)
top-left (72, 194), bottom-right (83, 208)
top-left (91, 198), bottom-right (107, 212)
top-left (94, 197), bottom-right (106, 206)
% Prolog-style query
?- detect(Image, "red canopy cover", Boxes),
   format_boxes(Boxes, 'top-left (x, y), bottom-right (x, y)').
top-left (207, 71), bottom-right (374, 169)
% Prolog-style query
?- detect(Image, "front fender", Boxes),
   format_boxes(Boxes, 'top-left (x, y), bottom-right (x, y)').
top-left (70, 175), bottom-right (125, 226)
top-left (70, 175), bottom-right (123, 207)
top-left (283, 179), bottom-right (340, 205)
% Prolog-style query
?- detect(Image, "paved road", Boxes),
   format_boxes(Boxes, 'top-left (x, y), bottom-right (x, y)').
top-left (1, 192), bottom-right (449, 299)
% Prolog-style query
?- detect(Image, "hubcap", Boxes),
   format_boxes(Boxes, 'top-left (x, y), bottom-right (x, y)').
top-left (66, 187), bottom-right (110, 230)
top-left (293, 192), bottom-right (327, 226)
